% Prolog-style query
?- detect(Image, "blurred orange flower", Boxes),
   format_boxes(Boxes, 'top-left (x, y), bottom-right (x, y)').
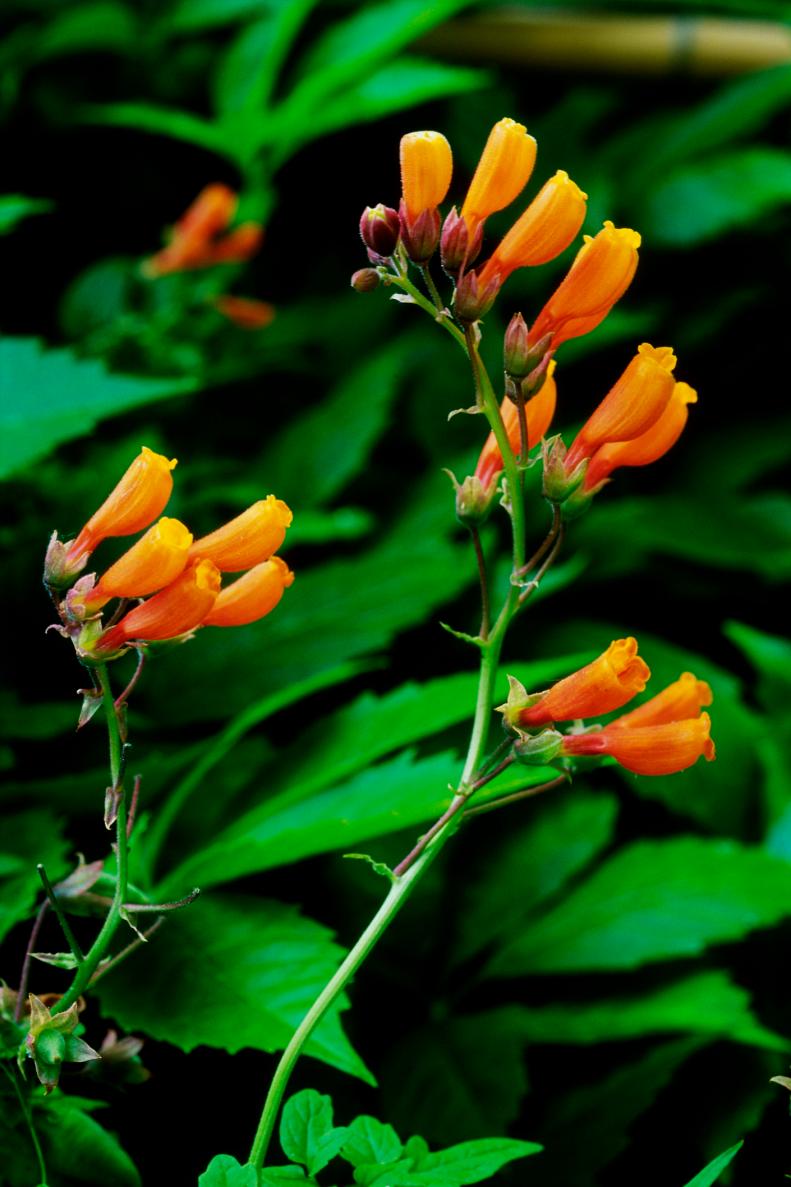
top-left (143, 184), bottom-right (263, 277)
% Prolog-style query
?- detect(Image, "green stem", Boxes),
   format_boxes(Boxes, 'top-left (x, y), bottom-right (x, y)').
top-left (54, 665), bottom-right (129, 1013)
top-left (37, 865), bottom-right (85, 963)
top-left (382, 270), bottom-right (467, 351)
top-left (249, 615), bottom-right (504, 1171)
top-left (419, 264), bottom-right (445, 311)
top-left (464, 327), bottom-right (526, 573)
top-left (3, 1064), bottom-right (48, 1186)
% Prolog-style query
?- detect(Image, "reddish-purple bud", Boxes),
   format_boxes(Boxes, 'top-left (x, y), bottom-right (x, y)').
top-left (399, 200), bottom-right (440, 264)
top-left (440, 208), bottom-right (484, 277)
top-left (359, 204), bottom-right (400, 258)
top-left (503, 313), bottom-right (530, 376)
top-left (351, 268), bottom-right (380, 293)
top-left (453, 268), bottom-right (501, 323)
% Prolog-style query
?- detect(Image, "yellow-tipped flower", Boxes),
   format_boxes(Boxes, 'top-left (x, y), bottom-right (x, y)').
top-left (74, 518), bottom-right (193, 613)
top-left (203, 557), bottom-right (294, 627)
top-left (531, 221), bottom-right (641, 348)
top-left (460, 117), bottom-right (537, 240)
top-left (65, 447), bottom-right (177, 568)
top-left (399, 131), bottom-right (453, 222)
top-left (583, 381), bottom-right (698, 490)
top-left (477, 171), bottom-right (588, 290)
top-left (95, 559), bottom-right (221, 652)
top-left (188, 497), bottom-right (292, 572)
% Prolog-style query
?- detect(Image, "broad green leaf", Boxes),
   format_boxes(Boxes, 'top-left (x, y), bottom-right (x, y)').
top-left (213, 1), bottom-right (319, 115)
top-left (199, 1154), bottom-right (258, 1187)
top-left (167, 0), bottom-right (284, 33)
top-left (503, 970), bottom-right (786, 1050)
top-left (261, 1169), bottom-right (309, 1186)
top-left (287, 507), bottom-right (373, 546)
top-left (408, 1137), bottom-right (541, 1185)
top-left (77, 103), bottom-right (238, 161)
top-left (59, 257), bottom-right (133, 340)
top-left (643, 149), bottom-right (791, 246)
top-left (342, 1116), bottom-right (403, 1168)
top-left (0, 338), bottom-right (194, 478)
top-left (0, 810), bottom-right (70, 943)
top-left (0, 194), bottom-right (53, 234)
top-left (380, 1013), bottom-right (528, 1146)
top-left (257, 338), bottom-right (422, 508)
top-left (281, 1090), bottom-right (347, 1176)
top-left (35, 1094), bottom-right (140, 1186)
top-left (94, 894), bottom-right (373, 1083)
top-left (532, 1039), bottom-right (702, 1186)
top-left (724, 621), bottom-right (791, 700)
top-left (485, 837), bottom-right (791, 977)
top-left (456, 788), bottom-right (619, 962)
top-left (683, 1141), bottom-right (744, 1187)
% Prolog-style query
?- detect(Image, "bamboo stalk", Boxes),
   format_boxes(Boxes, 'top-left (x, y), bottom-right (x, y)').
top-left (418, 10), bottom-right (791, 77)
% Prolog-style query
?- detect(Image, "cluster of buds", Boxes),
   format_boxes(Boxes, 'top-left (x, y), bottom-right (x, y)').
top-left (501, 638), bottom-right (715, 777)
top-left (45, 447), bottom-right (294, 661)
top-left (142, 184), bottom-right (274, 330)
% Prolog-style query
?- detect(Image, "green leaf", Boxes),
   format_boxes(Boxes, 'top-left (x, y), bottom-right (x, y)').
top-left (682, 1141), bottom-right (744, 1187)
top-left (199, 1154), bottom-right (259, 1187)
top-left (485, 837), bottom-right (791, 977)
top-left (0, 810), bottom-right (70, 943)
top-left (408, 1137), bottom-right (541, 1185)
top-left (35, 2), bottom-right (137, 59)
top-left (167, 0), bottom-right (284, 33)
top-left (59, 257), bottom-right (133, 340)
top-left (213, 1), bottom-right (319, 115)
top-left (257, 339), bottom-right (421, 508)
top-left (503, 970), bottom-right (786, 1051)
top-left (342, 1116), bottom-right (403, 1168)
top-left (0, 338), bottom-right (194, 479)
top-left (36, 1094), bottom-right (140, 1186)
top-left (281, 1090), bottom-right (347, 1176)
top-left (0, 194), bottom-right (53, 235)
top-left (261, 1169), bottom-right (309, 1186)
top-left (532, 1039), bottom-right (702, 1186)
top-left (77, 103), bottom-right (238, 161)
top-left (455, 788), bottom-right (619, 962)
top-left (643, 148), bottom-right (791, 246)
top-left (93, 894), bottom-right (373, 1083)
top-left (724, 621), bottom-right (791, 701)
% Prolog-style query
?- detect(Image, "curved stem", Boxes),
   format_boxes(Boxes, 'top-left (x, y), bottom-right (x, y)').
top-left (470, 526), bottom-right (490, 640)
top-left (3, 1064), bottom-right (48, 1185)
top-left (382, 270), bottom-right (468, 351)
top-left (419, 264), bottom-right (444, 311)
top-left (54, 665), bottom-right (129, 1013)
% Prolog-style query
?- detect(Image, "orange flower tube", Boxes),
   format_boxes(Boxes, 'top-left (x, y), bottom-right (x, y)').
top-left (460, 118), bottom-right (537, 240)
top-left (76, 518), bottom-right (193, 612)
top-left (519, 637), bottom-right (650, 727)
top-left (95, 559), bottom-right (221, 652)
top-left (562, 713), bottom-right (716, 775)
top-left (531, 221), bottom-right (641, 348)
top-left (583, 382), bottom-right (698, 490)
top-left (400, 131), bottom-right (453, 222)
top-left (565, 344), bottom-right (677, 470)
top-left (211, 295), bottom-right (275, 329)
top-left (608, 672), bottom-right (713, 730)
top-left (65, 447), bottom-right (177, 567)
top-left (144, 184), bottom-right (237, 276)
top-left (206, 223), bottom-right (264, 265)
top-left (476, 172), bottom-right (588, 290)
top-left (475, 363), bottom-right (557, 491)
top-left (188, 496), bottom-right (292, 572)
top-left (203, 557), bottom-right (294, 627)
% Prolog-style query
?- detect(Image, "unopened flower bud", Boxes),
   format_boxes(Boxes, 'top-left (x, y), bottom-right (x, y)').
top-left (351, 268), bottom-right (380, 293)
top-left (503, 313), bottom-right (531, 377)
top-left (359, 204), bottom-right (400, 257)
top-left (453, 268), bottom-right (501, 323)
top-left (399, 202), bottom-right (441, 264)
top-left (446, 472), bottom-right (498, 527)
top-left (542, 435), bottom-right (588, 504)
top-left (440, 207), bottom-right (483, 277)
top-left (513, 728), bottom-right (564, 765)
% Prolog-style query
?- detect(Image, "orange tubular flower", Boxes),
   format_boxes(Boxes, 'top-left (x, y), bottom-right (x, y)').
top-left (608, 672), bottom-right (713, 730)
top-left (95, 559), bottom-right (221, 652)
top-left (476, 172), bottom-right (588, 290)
top-left (565, 344), bottom-right (677, 471)
top-left (188, 496), bottom-right (293, 572)
top-left (460, 117), bottom-right (537, 241)
top-left (211, 295), bottom-right (276, 330)
top-left (400, 131), bottom-right (453, 222)
top-left (519, 637), bottom-right (650, 727)
top-left (75, 518), bottom-right (193, 613)
top-left (531, 221), bottom-right (641, 349)
top-left (475, 363), bottom-right (557, 491)
top-left (203, 556), bottom-right (294, 627)
top-left (583, 381), bottom-right (698, 491)
top-left (65, 448), bottom-right (177, 568)
top-left (562, 713), bottom-right (716, 775)
top-left (143, 184), bottom-right (263, 277)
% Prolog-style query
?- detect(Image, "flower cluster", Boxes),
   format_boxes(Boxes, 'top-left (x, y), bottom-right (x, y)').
top-left (354, 117), bottom-right (697, 519)
top-left (142, 184), bottom-right (274, 331)
top-left (502, 639), bottom-right (715, 776)
top-left (45, 447), bottom-right (293, 659)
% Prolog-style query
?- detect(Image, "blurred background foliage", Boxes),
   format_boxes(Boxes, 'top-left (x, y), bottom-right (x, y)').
top-left (1, 0), bottom-right (791, 1184)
